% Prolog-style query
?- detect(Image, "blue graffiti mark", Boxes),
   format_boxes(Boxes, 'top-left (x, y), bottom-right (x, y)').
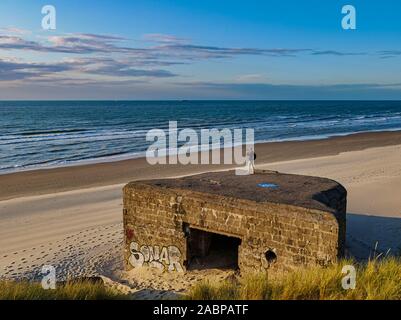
top-left (258, 183), bottom-right (279, 189)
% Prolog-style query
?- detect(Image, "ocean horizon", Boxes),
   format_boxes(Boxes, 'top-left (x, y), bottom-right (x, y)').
top-left (1, 100), bottom-right (401, 173)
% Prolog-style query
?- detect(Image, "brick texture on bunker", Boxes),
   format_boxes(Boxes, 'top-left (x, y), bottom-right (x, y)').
top-left (123, 170), bottom-right (347, 273)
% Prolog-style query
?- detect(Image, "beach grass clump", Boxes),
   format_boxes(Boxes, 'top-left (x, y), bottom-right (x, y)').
top-left (0, 280), bottom-right (128, 300)
top-left (186, 258), bottom-right (401, 300)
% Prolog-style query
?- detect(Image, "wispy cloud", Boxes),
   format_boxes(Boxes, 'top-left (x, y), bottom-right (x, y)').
top-left (0, 29), bottom-right (394, 90)
top-left (0, 33), bottom-right (137, 54)
top-left (235, 74), bottom-right (266, 82)
top-left (81, 58), bottom-right (177, 78)
top-left (143, 33), bottom-right (189, 44)
top-left (377, 50), bottom-right (401, 59)
top-left (0, 32), bottom-right (311, 59)
top-left (0, 31), bottom-right (315, 85)
top-left (173, 81), bottom-right (401, 99)
top-left (0, 56), bottom-right (177, 82)
top-left (152, 43), bottom-right (310, 59)
top-left (311, 50), bottom-right (366, 56)
top-left (0, 30), bottom-right (370, 63)
top-left (0, 58), bottom-right (76, 81)
top-left (0, 27), bottom-right (32, 35)
top-left (22, 76), bottom-right (147, 87)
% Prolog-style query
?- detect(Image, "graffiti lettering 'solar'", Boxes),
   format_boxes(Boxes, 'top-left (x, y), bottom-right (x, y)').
top-left (129, 242), bottom-right (184, 272)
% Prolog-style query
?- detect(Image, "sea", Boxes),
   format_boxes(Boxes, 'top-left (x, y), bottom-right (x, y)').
top-left (1, 100), bottom-right (401, 173)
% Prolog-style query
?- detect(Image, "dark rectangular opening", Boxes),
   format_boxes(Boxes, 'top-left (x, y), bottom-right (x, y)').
top-left (185, 227), bottom-right (241, 271)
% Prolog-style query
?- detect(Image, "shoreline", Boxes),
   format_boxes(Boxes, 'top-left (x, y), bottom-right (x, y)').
top-left (3, 127), bottom-right (401, 176)
top-left (2, 130), bottom-right (401, 200)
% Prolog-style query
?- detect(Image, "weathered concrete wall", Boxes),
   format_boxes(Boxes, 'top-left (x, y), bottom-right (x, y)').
top-left (123, 170), bottom-right (346, 273)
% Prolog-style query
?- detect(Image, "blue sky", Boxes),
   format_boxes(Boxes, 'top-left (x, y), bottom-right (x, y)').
top-left (1, 0), bottom-right (401, 99)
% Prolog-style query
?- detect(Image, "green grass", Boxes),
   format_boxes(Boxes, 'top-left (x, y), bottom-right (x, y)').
top-left (3, 258), bottom-right (400, 300)
top-left (186, 258), bottom-right (401, 300)
top-left (0, 280), bottom-right (128, 300)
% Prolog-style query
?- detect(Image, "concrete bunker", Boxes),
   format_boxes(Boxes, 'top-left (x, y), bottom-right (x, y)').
top-left (123, 170), bottom-right (347, 273)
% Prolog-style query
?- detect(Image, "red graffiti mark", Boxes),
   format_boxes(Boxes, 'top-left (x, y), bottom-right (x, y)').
top-left (126, 229), bottom-right (134, 240)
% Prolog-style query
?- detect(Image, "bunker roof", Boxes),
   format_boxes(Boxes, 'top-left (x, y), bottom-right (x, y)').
top-left (127, 170), bottom-right (346, 213)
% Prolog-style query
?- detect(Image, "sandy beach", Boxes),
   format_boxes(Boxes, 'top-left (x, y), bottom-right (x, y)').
top-left (1, 131), bottom-right (401, 294)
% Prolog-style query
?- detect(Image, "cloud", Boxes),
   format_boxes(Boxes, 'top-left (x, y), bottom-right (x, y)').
top-left (153, 43), bottom-right (310, 59)
top-left (0, 58), bottom-right (75, 81)
top-left (0, 29), bottom-right (397, 94)
top-left (46, 33), bottom-right (132, 54)
top-left (377, 50), bottom-right (401, 59)
top-left (311, 50), bottom-right (366, 56)
top-left (0, 27), bottom-right (32, 35)
top-left (173, 81), bottom-right (401, 99)
top-left (0, 33), bottom-right (137, 55)
top-left (0, 31), bottom-right (317, 83)
top-left (82, 58), bottom-right (177, 78)
top-left (0, 56), bottom-right (177, 83)
top-left (235, 74), bottom-right (265, 82)
top-left (143, 33), bottom-right (188, 44)
top-left (22, 76), bottom-right (147, 87)
top-left (0, 32), bottom-right (310, 60)
top-left (0, 35), bottom-right (44, 51)
top-left (3, 80), bottom-right (401, 100)
top-left (0, 31), bottom-right (369, 68)
top-left (0, 30), bottom-right (328, 58)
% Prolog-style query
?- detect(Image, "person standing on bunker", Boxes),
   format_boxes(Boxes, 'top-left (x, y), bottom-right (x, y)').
top-left (246, 148), bottom-right (256, 175)
top-left (235, 147), bottom-right (256, 175)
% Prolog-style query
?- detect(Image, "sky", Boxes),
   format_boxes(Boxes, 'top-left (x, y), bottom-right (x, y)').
top-left (1, 0), bottom-right (401, 100)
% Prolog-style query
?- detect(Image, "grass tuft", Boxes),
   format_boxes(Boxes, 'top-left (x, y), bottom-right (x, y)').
top-left (186, 258), bottom-right (401, 300)
top-left (0, 280), bottom-right (128, 300)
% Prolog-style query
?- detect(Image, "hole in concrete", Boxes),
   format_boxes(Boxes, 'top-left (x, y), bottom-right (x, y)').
top-left (265, 250), bottom-right (277, 264)
top-left (186, 228), bottom-right (241, 271)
